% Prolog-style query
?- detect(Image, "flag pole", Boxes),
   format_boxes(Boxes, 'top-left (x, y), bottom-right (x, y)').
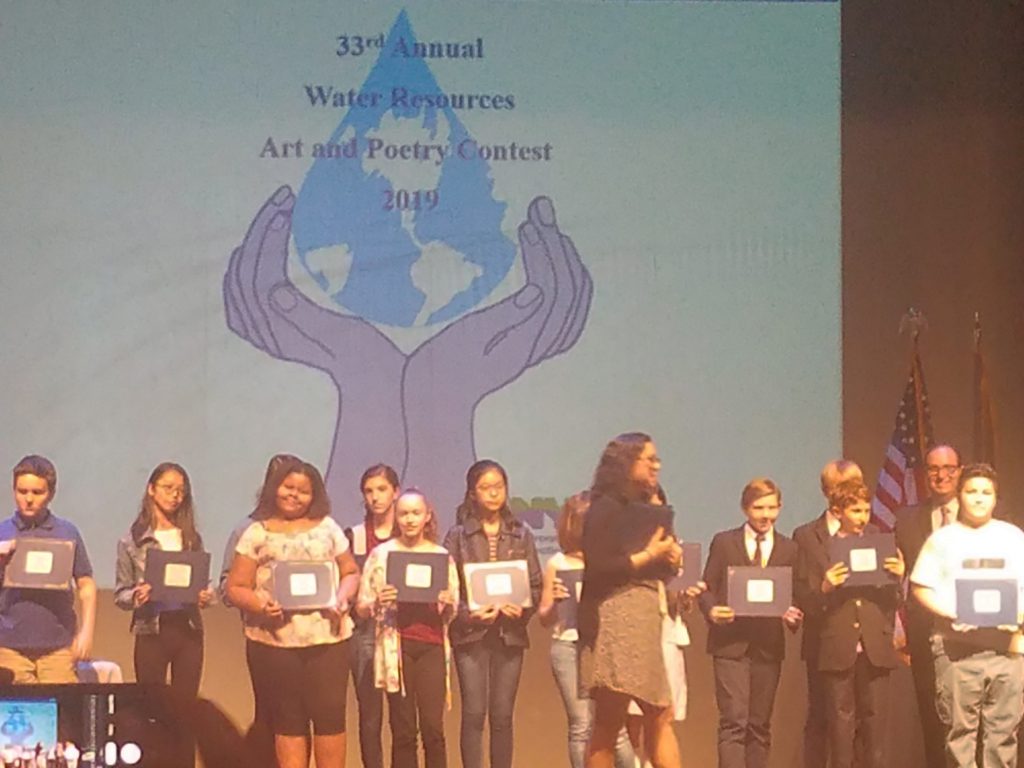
top-left (900, 308), bottom-right (931, 462)
top-left (972, 311), bottom-right (996, 466)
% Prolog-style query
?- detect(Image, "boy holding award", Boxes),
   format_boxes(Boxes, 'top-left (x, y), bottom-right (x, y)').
top-left (798, 479), bottom-right (904, 768)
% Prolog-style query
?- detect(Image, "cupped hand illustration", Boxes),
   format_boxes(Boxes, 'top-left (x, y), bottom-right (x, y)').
top-left (402, 195), bottom-right (593, 406)
top-left (223, 186), bottom-right (404, 385)
top-left (225, 189), bottom-right (593, 524)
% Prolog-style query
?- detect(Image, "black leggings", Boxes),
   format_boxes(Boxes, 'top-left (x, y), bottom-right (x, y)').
top-left (389, 639), bottom-right (447, 768)
top-left (133, 611), bottom-right (204, 698)
top-left (246, 640), bottom-right (350, 736)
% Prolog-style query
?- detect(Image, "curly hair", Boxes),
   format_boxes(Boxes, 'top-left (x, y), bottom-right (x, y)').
top-left (252, 458), bottom-right (332, 521)
top-left (589, 432), bottom-right (651, 501)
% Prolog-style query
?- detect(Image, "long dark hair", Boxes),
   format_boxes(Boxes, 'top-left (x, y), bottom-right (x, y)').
top-left (251, 454), bottom-right (301, 515)
top-left (590, 432), bottom-right (652, 502)
top-left (252, 458), bottom-right (332, 521)
top-left (455, 459), bottom-right (511, 526)
top-left (131, 462), bottom-right (202, 551)
top-left (360, 463), bottom-right (400, 524)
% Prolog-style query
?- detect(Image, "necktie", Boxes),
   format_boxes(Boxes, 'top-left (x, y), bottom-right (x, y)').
top-left (940, 506), bottom-right (951, 527)
top-left (753, 533), bottom-right (765, 567)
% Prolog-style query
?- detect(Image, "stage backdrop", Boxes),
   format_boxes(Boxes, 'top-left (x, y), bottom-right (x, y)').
top-left (0, 0), bottom-right (840, 585)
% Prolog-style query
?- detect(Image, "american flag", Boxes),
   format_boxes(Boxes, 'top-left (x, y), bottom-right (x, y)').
top-left (871, 346), bottom-right (934, 531)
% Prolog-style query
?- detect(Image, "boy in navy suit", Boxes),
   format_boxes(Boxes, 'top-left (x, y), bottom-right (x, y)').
top-left (798, 479), bottom-right (903, 768)
top-left (791, 459), bottom-right (863, 768)
top-left (700, 477), bottom-right (803, 768)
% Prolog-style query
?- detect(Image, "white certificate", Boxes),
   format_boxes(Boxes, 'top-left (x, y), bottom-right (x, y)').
top-left (849, 548), bottom-right (878, 573)
top-left (164, 563), bottom-right (193, 588)
top-left (485, 573), bottom-right (514, 597)
top-left (405, 563), bottom-right (432, 589)
top-left (973, 589), bottom-right (1002, 614)
top-left (290, 572), bottom-right (318, 597)
top-left (25, 551), bottom-right (54, 575)
top-left (746, 579), bottom-right (775, 604)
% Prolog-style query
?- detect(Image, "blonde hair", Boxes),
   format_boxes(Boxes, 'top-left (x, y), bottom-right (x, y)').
top-left (741, 477), bottom-right (781, 510)
top-left (820, 460), bottom-right (863, 497)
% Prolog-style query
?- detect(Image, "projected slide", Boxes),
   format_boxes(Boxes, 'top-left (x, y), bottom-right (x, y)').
top-left (0, 1), bottom-right (839, 582)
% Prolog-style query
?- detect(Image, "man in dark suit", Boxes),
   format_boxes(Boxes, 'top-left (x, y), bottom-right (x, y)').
top-left (792, 460), bottom-right (864, 768)
top-left (700, 477), bottom-right (803, 768)
top-left (895, 444), bottom-right (962, 768)
top-left (798, 479), bottom-right (903, 768)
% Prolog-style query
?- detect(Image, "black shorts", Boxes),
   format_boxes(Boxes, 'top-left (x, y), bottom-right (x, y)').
top-left (247, 639), bottom-right (350, 736)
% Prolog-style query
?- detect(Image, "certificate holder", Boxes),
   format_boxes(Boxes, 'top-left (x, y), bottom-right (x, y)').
top-left (554, 569), bottom-right (584, 630)
top-left (143, 549), bottom-right (211, 603)
top-left (464, 560), bottom-right (532, 611)
top-left (385, 550), bottom-right (450, 604)
top-left (726, 566), bottom-right (792, 618)
top-left (269, 560), bottom-right (339, 610)
top-left (955, 578), bottom-right (1019, 628)
top-left (621, 502), bottom-right (675, 554)
top-left (667, 542), bottom-right (702, 592)
top-left (3, 538), bottom-right (75, 590)
top-left (827, 533), bottom-right (898, 587)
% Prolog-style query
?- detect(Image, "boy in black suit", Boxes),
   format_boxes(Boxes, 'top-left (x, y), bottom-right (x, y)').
top-left (700, 477), bottom-right (803, 768)
top-left (791, 459), bottom-right (864, 768)
top-left (798, 479), bottom-right (904, 768)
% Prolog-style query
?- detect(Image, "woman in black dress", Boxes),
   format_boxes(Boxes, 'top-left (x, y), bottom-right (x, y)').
top-left (579, 432), bottom-right (682, 768)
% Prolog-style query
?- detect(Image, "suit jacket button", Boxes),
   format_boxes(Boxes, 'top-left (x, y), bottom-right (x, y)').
top-left (855, 599), bottom-right (862, 607)
top-left (853, 622), bottom-right (861, 629)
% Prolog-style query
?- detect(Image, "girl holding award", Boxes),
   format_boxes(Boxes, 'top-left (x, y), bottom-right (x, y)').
top-left (443, 460), bottom-right (543, 768)
top-left (114, 462), bottom-right (214, 697)
top-left (357, 489), bottom-right (458, 768)
top-left (226, 457), bottom-right (360, 768)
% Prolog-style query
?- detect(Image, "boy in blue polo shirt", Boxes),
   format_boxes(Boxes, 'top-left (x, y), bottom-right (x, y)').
top-left (0, 455), bottom-right (97, 683)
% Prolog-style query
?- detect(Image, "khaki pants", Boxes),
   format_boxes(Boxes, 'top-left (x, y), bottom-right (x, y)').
top-left (933, 635), bottom-right (1024, 768)
top-left (0, 646), bottom-right (77, 683)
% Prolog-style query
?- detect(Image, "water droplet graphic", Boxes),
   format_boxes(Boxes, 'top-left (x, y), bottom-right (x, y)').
top-left (293, 10), bottom-right (515, 328)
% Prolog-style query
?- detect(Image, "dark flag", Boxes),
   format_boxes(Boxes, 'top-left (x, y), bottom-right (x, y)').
top-left (972, 312), bottom-right (996, 466)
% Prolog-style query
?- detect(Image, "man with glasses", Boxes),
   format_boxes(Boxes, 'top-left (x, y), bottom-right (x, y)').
top-left (895, 444), bottom-right (962, 768)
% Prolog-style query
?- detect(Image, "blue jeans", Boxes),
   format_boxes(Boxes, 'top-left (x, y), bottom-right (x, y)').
top-left (550, 639), bottom-right (636, 768)
top-left (454, 633), bottom-right (524, 768)
top-left (350, 620), bottom-right (384, 768)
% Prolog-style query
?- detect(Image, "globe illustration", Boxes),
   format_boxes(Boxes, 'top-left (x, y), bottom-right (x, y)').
top-left (292, 11), bottom-right (515, 328)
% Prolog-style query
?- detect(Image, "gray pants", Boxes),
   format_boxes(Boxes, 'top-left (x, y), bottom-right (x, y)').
top-left (933, 635), bottom-right (1024, 768)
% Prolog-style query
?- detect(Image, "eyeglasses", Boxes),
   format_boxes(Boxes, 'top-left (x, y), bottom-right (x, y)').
top-left (155, 484), bottom-right (186, 498)
top-left (640, 455), bottom-right (662, 466)
top-left (926, 465), bottom-right (961, 477)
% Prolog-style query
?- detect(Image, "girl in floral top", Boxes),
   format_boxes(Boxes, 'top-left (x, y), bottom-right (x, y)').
top-left (357, 489), bottom-right (458, 768)
top-left (226, 458), bottom-right (359, 768)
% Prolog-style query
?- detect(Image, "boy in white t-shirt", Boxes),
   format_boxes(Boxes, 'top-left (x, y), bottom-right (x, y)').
top-left (910, 463), bottom-right (1024, 768)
